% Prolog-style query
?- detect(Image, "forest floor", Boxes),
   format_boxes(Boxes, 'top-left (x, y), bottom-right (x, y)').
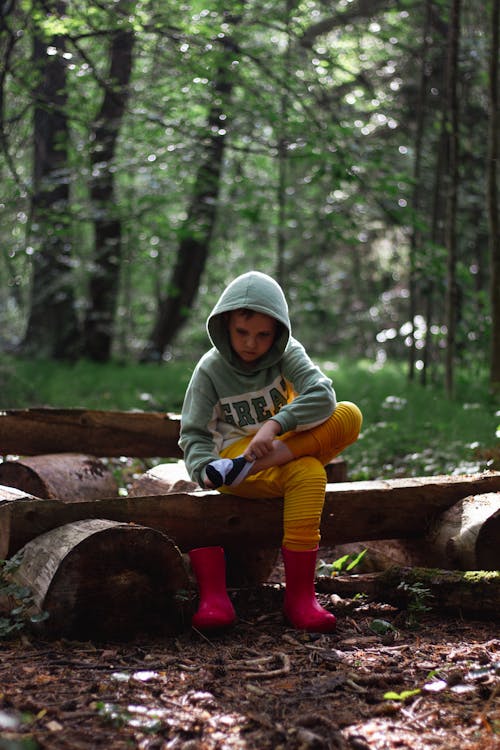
top-left (0, 547), bottom-right (499, 750)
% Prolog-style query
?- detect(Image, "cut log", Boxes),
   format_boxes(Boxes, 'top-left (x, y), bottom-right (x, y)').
top-left (316, 566), bottom-right (500, 620)
top-left (427, 492), bottom-right (500, 570)
top-left (1, 472), bottom-right (499, 561)
top-left (0, 408), bottom-right (182, 458)
top-left (12, 519), bottom-right (189, 639)
top-left (129, 461), bottom-right (199, 495)
top-left (0, 454), bottom-right (118, 501)
top-left (330, 492), bottom-right (500, 573)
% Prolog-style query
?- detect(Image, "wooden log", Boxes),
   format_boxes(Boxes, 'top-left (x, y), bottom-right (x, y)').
top-left (1, 472), bottom-right (499, 560)
top-left (0, 408), bottom-right (182, 458)
top-left (130, 462), bottom-right (279, 585)
top-left (129, 461), bottom-right (199, 495)
top-left (325, 457), bottom-right (348, 483)
top-left (331, 492), bottom-right (500, 573)
top-left (12, 519), bottom-right (189, 639)
top-left (316, 566), bottom-right (500, 620)
top-left (0, 454), bottom-right (118, 501)
top-left (0, 409), bottom-right (349, 477)
top-left (427, 492), bottom-right (500, 570)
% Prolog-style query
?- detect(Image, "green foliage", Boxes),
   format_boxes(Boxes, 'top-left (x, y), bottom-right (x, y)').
top-left (383, 688), bottom-right (421, 702)
top-left (398, 581), bottom-right (434, 628)
top-left (0, 357), bottom-right (192, 412)
top-left (0, 553), bottom-right (48, 640)
top-left (322, 359), bottom-right (499, 480)
top-left (0, 0), bottom-right (496, 374)
top-left (1, 356), bottom-right (498, 482)
top-left (317, 549), bottom-right (367, 577)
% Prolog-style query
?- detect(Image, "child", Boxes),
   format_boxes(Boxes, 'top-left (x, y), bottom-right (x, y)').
top-left (179, 271), bottom-right (362, 633)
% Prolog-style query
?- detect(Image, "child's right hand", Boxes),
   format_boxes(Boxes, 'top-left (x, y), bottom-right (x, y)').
top-left (243, 419), bottom-right (281, 460)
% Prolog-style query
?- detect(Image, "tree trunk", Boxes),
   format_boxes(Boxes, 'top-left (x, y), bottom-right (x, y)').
top-left (0, 454), bottom-right (118, 501)
top-left (22, 0), bottom-right (80, 359)
top-left (326, 492), bottom-right (500, 573)
top-left (444, 0), bottom-right (461, 397)
top-left (82, 5), bottom-right (135, 361)
top-left (317, 566), bottom-right (500, 620)
top-left (2, 472), bottom-right (499, 560)
top-left (0, 408), bottom-right (183, 458)
top-left (11, 519), bottom-right (188, 639)
top-left (142, 22), bottom-right (239, 360)
top-left (488, 0), bottom-right (500, 394)
top-left (407, 0), bottom-right (431, 382)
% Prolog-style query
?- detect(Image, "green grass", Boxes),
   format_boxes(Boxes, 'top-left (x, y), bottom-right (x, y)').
top-left (1, 355), bottom-right (498, 480)
top-left (0, 357), bottom-right (194, 413)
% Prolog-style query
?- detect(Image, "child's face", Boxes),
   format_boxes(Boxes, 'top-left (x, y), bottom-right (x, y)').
top-left (228, 310), bottom-right (277, 364)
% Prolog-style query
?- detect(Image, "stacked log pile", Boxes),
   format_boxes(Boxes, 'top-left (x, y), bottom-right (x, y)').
top-left (0, 408), bottom-right (499, 637)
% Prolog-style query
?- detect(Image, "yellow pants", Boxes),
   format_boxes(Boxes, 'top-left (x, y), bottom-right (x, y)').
top-left (219, 401), bottom-right (362, 550)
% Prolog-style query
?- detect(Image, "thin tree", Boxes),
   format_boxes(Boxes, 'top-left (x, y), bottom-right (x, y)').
top-left (444, 0), bottom-right (461, 397)
top-left (82, 4), bottom-right (135, 362)
top-left (407, 0), bottom-right (431, 382)
top-left (488, 0), bottom-right (500, 394)
top-left (142, 22), bottom-right (239, 360)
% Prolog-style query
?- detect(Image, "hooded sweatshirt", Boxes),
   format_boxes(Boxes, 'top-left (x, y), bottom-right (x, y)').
top-left (179, 271), bottom-right (336, 485)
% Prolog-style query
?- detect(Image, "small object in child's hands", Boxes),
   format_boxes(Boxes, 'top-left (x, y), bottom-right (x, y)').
top-left (205, 456), bottom-right (254, 488)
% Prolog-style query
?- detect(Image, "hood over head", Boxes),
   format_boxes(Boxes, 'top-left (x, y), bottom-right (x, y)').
top-left (207, 271), bottom-right (291, 370)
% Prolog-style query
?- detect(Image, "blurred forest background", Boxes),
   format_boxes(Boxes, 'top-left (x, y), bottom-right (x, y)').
top-left (0, 0), bottom-right (499, 396)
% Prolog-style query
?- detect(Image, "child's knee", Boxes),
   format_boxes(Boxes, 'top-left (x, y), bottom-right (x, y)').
top-left (335, 401), bottom-right (363, 442)
top-left (284, 455), bottom-right (327, 485)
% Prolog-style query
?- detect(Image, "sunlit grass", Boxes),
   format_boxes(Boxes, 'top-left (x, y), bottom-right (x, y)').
top-left (1, 355), bottom-right (498, 480)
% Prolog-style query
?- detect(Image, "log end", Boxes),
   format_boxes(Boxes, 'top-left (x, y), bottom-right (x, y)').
top-left (14, 520), bottom-right (191, 640)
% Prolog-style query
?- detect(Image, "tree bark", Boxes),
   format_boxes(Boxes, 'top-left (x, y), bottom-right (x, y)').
top-left (488, 0), bottom-right (500, 394)
top-left (426, 492), bottom-right (500, 570)
top-left (0, 408), bottom-right (183, 458)
top-left (82, 5), bottom-right (135, 362)
top-left (316, 566), bottom-right (500, 620)
top-left (142, 21), bottom-right (239, 360)
top-left (444, 0), bottom-right (461, 397)
top-left (0, 454), bottom-right (118, 501)
top-left (2, 472), bottom-right (499, 560)
top-left (326, 493), bottom-right (500, 573)
top-left (11, 519), bottom-right (188, 639)
top-left (22, 0), bottom-right (80, 359)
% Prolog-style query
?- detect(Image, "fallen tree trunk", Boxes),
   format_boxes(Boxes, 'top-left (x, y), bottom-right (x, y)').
top-left (0, 408), bottom-right (348, 482)
top-left (11, 519), bottom-right (189, 639)
top-left (0, 454), bottom-right (118, 501)
top-left (1, 472), bottom-right (499, 560)
top-left (316, 566), bottom-right (500, 620)
top-left (0, 408), bottom-right (183, 458)
top-left (330, 492), bottom-right (500, 573)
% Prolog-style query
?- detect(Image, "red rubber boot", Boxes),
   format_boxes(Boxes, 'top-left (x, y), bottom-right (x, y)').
top-left (282, 546), bottom-right (337, 633)
top-left (189, 547), bottom-right (236, 630)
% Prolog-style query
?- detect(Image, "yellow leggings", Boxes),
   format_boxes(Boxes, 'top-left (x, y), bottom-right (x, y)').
top-left (219, 401), bottom-right (362, 550)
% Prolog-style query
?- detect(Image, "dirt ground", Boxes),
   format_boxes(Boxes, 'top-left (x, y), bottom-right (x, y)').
top-left (0, 547), bottom-right (499, 750)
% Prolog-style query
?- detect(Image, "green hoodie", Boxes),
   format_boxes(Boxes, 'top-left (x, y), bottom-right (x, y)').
top-left (179, 271), bottom-right (336, 485)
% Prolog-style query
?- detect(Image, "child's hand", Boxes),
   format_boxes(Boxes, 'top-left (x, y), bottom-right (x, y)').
top-left (244, 419), bottom-right (281, 460)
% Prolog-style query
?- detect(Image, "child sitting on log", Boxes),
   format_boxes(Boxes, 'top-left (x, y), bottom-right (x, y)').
top-left (179, 271), bottom-right (362, 633)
